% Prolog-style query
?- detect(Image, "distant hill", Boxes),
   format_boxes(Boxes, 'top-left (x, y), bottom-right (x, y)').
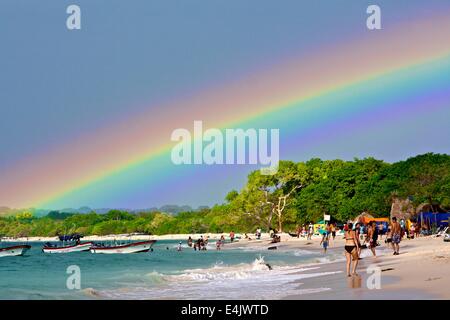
top-left (159, 205), bottom-right (193, 215)
top-left (0, 204), bottom-right (210, 217)
top-left (0, 206), bottom-right (14, 216)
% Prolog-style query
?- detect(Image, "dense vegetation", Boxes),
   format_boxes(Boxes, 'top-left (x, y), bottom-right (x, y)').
top-left (1, 153), bottom-right (449, 237)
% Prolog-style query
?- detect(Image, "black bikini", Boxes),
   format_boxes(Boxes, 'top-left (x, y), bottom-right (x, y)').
top-left (345, 234), bottom-right (356, 253)
top-left (345, 245), bottom-right (356, 253)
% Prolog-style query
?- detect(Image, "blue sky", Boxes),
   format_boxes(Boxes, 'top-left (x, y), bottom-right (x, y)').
top-left (1, 1), bottom-right (449, 209)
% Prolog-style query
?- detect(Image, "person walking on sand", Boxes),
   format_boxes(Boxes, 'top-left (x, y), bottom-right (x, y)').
top-left (307, 222), bottom-right (314, 240)
top-left (354, 223), bottom-right (363, 259)
top-left (385, 225), bottom-right (392, 249)
top-left (391, 217), bottom-right (402, 255)
top-left (320, 232), bottom-right (329, 254)
top-left (366, 221), bottom-right (378, 257)
top-left (331, 223), bottom-right (336, 241)
top-left (344, 222), bottom-right (360, 277)
top-left (409, 223), bottom-right (415, 240)
top-left (378, 222), bottom-right (384, 240)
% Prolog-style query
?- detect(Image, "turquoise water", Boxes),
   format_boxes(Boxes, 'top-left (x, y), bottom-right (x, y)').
top-left (0, 240), bottom-right (344, 299)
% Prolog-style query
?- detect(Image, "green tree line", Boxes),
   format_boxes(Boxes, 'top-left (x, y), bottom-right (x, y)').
top-left (1, 153), bottom-right (448, 237)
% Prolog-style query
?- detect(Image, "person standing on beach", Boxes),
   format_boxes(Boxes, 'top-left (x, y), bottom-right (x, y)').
top-left (366, 221), bottom-right (378, 257)
top-left (354, 223), bottom-right (362, 259)
top-left (331, 223), bottom-right (336, 241)
top-left (344, 222), bottom-right (360, 277)
top-left (409, 223), bottom-right (415, 239)
top-left (320, 232), bottom-right (329, 253)
top-left (307, 223), bottom-right (314, 240)
top-left (391, 217), bottom-right (402, 255)
top-left (256, 228), bottom-right (262, 240)
top-left (230, 231), bottom-right (235, 243)
top-left (378, 223), bottom-right (384, 240)
top-left (385, 226), bottom-right (392, 248)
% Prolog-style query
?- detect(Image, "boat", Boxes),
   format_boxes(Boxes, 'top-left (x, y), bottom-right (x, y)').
top-left (42, 233), bottom-right (93, 253)
top-left (90, 240), bottom-right (156, 254)
top-left (42, 241), bottom-right (93, 253)
top-left (0, 244), bottom-right (32, 257)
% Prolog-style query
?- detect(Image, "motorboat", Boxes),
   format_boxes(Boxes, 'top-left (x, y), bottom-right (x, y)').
top-left (90, 240), bottom-right (156, 254)
top-left (42, 233), bottom-right (93, 253)
top-left (0, 244), bottom-right (31, 257)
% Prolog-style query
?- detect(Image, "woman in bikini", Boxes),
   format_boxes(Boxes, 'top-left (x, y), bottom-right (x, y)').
top-left (344, 222), bottom-right (360, 277)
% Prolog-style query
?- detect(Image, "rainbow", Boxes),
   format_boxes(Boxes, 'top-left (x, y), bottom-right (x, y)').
top-left (2, 11), bottom-right (450, 209)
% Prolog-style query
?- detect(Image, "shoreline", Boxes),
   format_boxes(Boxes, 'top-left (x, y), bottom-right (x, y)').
top-left (0, 232), bottom-right (325, 242)
top-left (2, 233), bottom-right (448, 299)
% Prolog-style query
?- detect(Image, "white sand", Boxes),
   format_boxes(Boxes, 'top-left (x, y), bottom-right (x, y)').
top-left (243, 234), bottom-right (450, 299)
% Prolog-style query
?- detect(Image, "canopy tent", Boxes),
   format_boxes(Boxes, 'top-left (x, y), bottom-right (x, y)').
top-left (351, 214), bottom-right (390, 233)
top-left (58, 233), bottom-right (83, 242)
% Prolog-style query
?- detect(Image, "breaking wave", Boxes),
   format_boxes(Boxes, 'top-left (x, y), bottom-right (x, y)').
top-left (96, 256), bottom-right (342, 300)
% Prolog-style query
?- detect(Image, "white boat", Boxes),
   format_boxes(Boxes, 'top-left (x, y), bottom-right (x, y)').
top-left (90, 240), bottom-right (156, 254)
top-left (42, 242), bottom-right (93, 253)
top-left (0, 244), bottom-right (31, 257)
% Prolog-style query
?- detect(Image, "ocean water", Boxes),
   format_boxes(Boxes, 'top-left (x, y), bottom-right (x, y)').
top-left (0, 240), bottom-right (345, 300)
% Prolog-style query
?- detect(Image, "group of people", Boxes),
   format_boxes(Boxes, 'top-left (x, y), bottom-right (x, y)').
top-left (185, 235), bottom-right (210, 251)
top-left (297, 222), bottom-right (337, 241)
top-left (184, 234), bottom-right (228, 251)
top-left (343, 217), bottom-right (403, 277)
top-left (318, 223), bottom-right (338, 253)
top-left (296, 223), bottom-right (314, 240)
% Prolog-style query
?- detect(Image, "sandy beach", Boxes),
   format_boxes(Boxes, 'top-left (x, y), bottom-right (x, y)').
top-left (225, 234), bottom-right (450, 299)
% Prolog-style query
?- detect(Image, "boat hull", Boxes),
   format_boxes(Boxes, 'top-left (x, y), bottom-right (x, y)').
top-left (0, 245), bottom-right (31, 257)
top-left (90, 240), bottom-right (156, 254)
top-left (42, 242), bottom-right (93, 253)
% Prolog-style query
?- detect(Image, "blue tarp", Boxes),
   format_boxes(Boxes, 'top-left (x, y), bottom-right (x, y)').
top-left (417, 212), bottom-right (449, 227)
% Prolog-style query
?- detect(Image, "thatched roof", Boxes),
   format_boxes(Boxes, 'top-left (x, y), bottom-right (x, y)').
top-left (353, 212), bottom-right (374, 224)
